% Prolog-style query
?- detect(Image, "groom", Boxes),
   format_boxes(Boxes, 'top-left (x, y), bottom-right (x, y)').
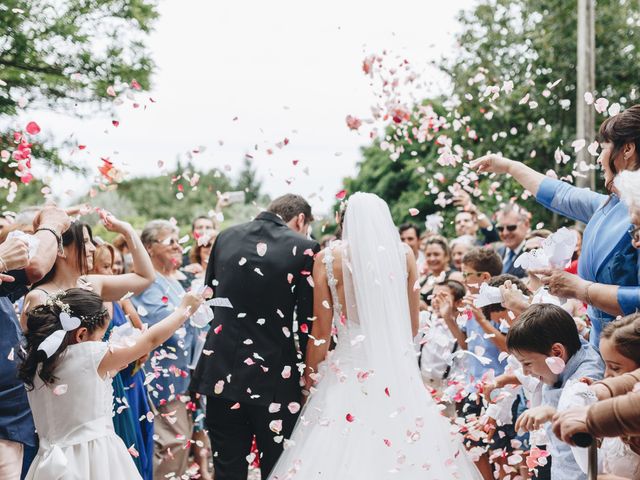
top-left (190, 194), bottom-right (320, 480)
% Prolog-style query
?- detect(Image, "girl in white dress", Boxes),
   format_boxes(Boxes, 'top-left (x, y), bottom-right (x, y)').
top-left (18, 287), bottom-right (205, 480)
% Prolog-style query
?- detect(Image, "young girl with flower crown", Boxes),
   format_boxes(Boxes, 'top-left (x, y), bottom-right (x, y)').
top-left (18, 287), bottom-right (205, 480)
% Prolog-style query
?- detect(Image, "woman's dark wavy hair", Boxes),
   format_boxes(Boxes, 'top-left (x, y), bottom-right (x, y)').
top-left (33, 222), bottom-right (93, 288)
top-left (599, 104), bottom-right (640, 192)
top-left (19, 288), bottom-right (108, 390)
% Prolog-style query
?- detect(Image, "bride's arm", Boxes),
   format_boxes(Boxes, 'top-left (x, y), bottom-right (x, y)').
top-left (406, 251), bottom-right (420, 337)
top-left (304, 251), bottom-right (333, 391)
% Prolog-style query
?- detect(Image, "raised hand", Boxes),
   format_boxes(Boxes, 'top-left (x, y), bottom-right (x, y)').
top-left (499, 279), bottom-right (530, 317)
top-left (468, 154), bottom-right (514, 175)
top-left (530, 268), bottom-right (588, 300)
top-left (0, 236), bottom-right (29, 271)
top-left (180, 292), bottom-right (204, 316)
top-left (515, 405), bottom-right (556, 433)
top-left (33, 204), bottom-right (71, 234)
top-left (97, 209), bottom-right (132, 235)
top-left (432, 290), bottom-right (453, 321)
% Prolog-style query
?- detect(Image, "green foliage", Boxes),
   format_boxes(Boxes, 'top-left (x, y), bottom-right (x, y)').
top-left (0, 0), bottom-right (158, 187)
top-left (111, 163), bottom-right (234, 227)
top-left (343, 0), bottom-right (640, 235)
top-left (234, 156), bottom-right (264, 204)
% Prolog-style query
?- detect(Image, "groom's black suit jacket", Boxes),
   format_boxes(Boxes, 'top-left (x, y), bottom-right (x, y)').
top-left (190, 212), bottom-right (319, 407)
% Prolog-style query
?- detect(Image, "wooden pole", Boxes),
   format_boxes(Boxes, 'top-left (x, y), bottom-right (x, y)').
top-left (576, 0), bottom-right (596, 190)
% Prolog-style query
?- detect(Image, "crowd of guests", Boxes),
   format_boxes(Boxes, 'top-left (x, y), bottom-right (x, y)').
top-left (0, 206), bottom-right (219, 480)
top-left (382, 105), bottom-right (640, 480)
top-left (3, 105), bottom-right (640, 480)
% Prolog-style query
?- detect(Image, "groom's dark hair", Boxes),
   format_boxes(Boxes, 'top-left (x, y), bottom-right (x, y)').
top-left (268, 194), bottom-right (314, 224)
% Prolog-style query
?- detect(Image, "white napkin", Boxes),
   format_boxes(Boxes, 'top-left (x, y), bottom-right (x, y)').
top-left (7, 230), bottom-right (40, 259)
top-left (514, 227), bottom-right (578, 270)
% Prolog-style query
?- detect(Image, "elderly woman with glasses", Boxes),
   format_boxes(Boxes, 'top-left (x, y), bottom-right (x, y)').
top-left (471, 104), bottom-right (640, 347)
top-left (131, 220), bottom-right (197, 479)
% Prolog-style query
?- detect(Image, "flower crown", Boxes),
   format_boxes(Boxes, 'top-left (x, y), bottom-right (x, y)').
top-left (43, 292), bottom-right (108, 328)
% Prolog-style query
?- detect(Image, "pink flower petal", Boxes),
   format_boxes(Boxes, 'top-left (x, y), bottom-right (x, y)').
top-left (545, 356), bottom-right (566, 375)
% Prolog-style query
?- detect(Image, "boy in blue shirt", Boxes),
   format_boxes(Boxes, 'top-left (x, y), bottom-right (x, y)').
top-left (507, 303), bottom-right (604, 480)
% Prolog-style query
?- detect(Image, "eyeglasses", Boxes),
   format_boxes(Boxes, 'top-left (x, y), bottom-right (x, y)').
top-left (156, 237), bottom-right (180, 247)
top-left (496, 224), bottom-right (519, 233)
top-left (629, 225), bottom-right (640, 243)
top-left (462, 271), bottom-right (487, 278)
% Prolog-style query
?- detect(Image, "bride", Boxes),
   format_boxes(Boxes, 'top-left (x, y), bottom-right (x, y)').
top-left (268, 192), bottom-right (481, 479)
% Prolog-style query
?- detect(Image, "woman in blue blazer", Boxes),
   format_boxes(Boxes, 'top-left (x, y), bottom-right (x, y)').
top-left (470, 105), bottom-right (640, 346)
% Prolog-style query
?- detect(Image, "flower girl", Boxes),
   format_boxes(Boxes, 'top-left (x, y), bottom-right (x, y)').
top-left (19, 287), bottom-right (205, 480)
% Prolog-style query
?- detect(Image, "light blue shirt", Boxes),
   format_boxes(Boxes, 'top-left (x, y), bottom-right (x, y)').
top-left (537, 177), bottom-right (640, 345)
top-left (541, 339), bottom-right (604, 480)
top-left (464, 313), bottom-right (508, 385)
top-left (131, 274), bottom-right (195, 406)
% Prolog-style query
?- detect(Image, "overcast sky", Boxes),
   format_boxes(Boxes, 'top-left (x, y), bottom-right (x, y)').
top-left (23, 0), bottom-right (475, 217)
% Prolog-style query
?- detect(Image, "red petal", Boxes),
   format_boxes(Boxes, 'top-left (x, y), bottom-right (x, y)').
top-left (161, 295), bottom-right (169, 304)
top-left (20, 172), bottom-right (33, 184)
top-left (112, 120), bottom-right (120, 127)
top-left (335, 189), bottom-right (347, 200)
top-left (25, 121), bottom-right (41, 135)
top-left (346, 413), bottom-right (354, 422)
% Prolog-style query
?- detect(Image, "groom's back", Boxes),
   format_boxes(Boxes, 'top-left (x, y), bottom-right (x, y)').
top-left (190, 211), bottom-right (319, 405)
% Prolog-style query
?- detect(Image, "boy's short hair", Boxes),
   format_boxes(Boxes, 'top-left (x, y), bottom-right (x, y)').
top-left (434, 279), bottom-right (466, 302)
top-left (462, 247), bottom-right (503, 277)
top-left (506, 303), bottom-right (582, 358)
top-left (480, 274), bottom-right (530, 319)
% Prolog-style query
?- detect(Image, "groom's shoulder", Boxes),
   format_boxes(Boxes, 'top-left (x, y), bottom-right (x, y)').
top-left (282, 228), bottom-right (319, 250)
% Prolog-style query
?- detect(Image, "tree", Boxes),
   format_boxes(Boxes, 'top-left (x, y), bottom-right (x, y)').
top-left (234, 156), bottom-right (263, 204)
top-left (112, 164), bottom-right (234, 227)
top-left (343, 0), bottom-right (640, 235)
top-left (0, 0), bottom-right (158, 196)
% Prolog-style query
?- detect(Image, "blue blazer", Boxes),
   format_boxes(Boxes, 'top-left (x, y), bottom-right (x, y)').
top-left (536, 178), bottom-right (640, 345)
top-left (495, 245), bottom-right (527, 279)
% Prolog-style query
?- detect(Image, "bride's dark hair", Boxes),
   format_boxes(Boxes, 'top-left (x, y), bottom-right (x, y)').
top-left (19, 288), bottom-right (108, 390)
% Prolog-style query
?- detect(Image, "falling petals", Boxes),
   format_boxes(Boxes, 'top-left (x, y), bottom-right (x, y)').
top-left (571, 139), bottom-right (586, 153)
top-left (345, 115), bottom-right (362, 130)
top-left (594, 97), bottom-right (609, 114)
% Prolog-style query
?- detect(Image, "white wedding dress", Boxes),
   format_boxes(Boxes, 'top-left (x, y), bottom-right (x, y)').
top-left (269, 192), bottom-right (481, 480)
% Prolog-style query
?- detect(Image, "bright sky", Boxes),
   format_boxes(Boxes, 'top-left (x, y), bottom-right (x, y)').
top-left (25, 0), bottom-right (475, 218)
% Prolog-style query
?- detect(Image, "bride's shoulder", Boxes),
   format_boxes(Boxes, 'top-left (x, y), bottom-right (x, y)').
top-left (316, 240), bottom-right (343, 259)
top-left (400, 242), bottom-right (413, 256)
